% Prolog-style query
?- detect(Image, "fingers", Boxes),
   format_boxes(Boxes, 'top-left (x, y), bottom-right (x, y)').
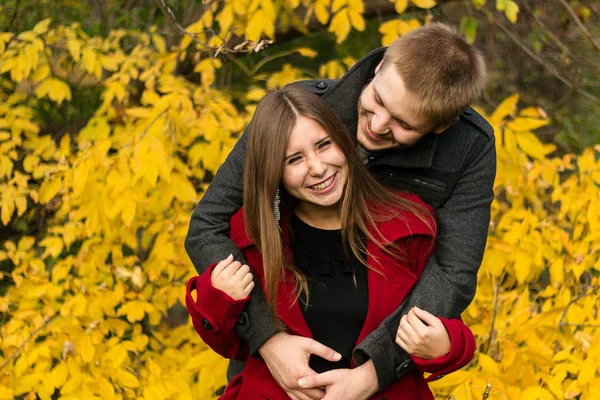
top-left (306, 340), bottom-right (342, 362)
top-left (298, 370), bottom-right (338, 389)
top-left (412, 306), bottom-right (443, 328)
top-left (399, 314), bottom-right (419, 343)
top-left (395, 328), bottom-right (412, 353)
top-left (211, 254), bottom-right (234, 277)
top-left (407, 308), bottom-right (428, 337)
top-left (242, 280), bottom-right (255, 297)
top-left (290, 388), bottom-right (326, 400)
top-left (233, 263), bottom-right (251, 279)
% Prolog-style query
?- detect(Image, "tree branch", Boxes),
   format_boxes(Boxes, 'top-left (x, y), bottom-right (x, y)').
top-left (556, 0), bottom-right (600, 53)
top-left (491, 14), bottom-right (600, 105)
top-left (0, 315), bottom-right (60, 372)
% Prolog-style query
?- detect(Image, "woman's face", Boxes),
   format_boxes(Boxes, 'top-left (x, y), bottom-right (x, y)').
top-left (281, 116), bottom-right (348, 211)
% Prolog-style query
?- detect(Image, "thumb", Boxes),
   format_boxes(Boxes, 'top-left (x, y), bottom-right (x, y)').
top-left (412, 306), bottom-right (441, 327)
top-left (306, 339), bottom-right (342, 362)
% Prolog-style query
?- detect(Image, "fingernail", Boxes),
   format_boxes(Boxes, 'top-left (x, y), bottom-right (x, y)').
top-left (334, 352), bottom-right (341, 360)
top-left (298, 378), bottom-right (306, 387)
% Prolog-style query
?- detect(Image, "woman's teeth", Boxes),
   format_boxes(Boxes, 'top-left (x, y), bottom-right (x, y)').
top-left (310, 174), bottom-right (335, 191)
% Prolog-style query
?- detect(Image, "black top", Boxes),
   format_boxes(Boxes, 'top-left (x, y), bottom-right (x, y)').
top-left (290, 213), bottom-right (368, 373)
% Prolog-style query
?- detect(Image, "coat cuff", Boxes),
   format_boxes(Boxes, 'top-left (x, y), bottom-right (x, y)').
top-left (411, 317), bottom-right (475, 382)
top-left (353, 331), bottom-right (414, 392)
top-left (186, 264), bottom-right (249, 335)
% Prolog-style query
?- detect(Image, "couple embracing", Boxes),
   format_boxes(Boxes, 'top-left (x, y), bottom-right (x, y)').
top-left (185, 22), bottom-right (495, 400)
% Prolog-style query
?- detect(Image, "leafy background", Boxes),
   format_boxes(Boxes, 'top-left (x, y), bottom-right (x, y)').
top-left (0, 0), bottom-right (599, 399)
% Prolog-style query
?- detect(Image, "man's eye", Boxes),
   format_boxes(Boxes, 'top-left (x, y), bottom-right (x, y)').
top-left (374, 94), bottom-right (382, 104)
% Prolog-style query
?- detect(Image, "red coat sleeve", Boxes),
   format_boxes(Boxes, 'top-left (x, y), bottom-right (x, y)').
top-left (185, 263), bottom-right (250, 360)
top-left (410, 316), bottom-right (475, 382)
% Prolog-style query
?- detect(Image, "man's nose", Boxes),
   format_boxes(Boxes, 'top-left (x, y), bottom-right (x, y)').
top-left (370, 111), bottom-right (392, 134)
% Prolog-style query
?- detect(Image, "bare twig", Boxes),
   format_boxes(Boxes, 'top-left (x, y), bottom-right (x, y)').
top-left (491, 15), bottom-right (600, 105)
top-left (558, 286), bottom-right (597, 331)
top-left (520, 1), bottom-right (579, 61)
top-left (0, 315), bottom-right (60, 372)
top-left (486, 276), bottom-right (502, 353)
top-left (556, 0), bottom-right (600, 53)
top-left (6, 0), bottom-right (21, 32)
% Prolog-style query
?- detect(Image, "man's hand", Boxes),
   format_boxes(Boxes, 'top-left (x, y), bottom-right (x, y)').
top-left (395, 306), bottom-right (451, 360)
top-left (297, 360), bottom-right (379, 400)
top-left (258, 332), bottom-right (342, 400)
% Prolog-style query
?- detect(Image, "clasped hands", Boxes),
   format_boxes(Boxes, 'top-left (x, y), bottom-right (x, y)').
top-left (259, 306), bottom-right (451, 400)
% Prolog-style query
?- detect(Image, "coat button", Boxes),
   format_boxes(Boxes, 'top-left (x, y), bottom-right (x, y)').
top-left (201, 319), bottom-right (213, 331)
top-left (464, 107), bottom-right (473, 115)
top-left (237, 314), bottom-right (248, 326)
top-left (316, 81), bottom-right (327, 90)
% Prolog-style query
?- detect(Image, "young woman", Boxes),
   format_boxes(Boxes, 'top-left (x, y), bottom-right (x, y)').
top-left (185, 87), bottom-right (475, 399)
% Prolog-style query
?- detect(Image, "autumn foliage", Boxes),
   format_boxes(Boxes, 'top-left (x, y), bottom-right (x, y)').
top-left (0, 1), bottom-right (599, 399)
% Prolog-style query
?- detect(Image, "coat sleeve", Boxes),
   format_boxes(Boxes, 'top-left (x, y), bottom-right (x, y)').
top-left (354, 132), bottom-right (496, 390)
top-left (367, 227), bottom-right (436, 389)
top-left (184, 130), bottom-right (279, 354)
top-left (185, 264), bottom-right (250, 361)
top-left (410, 317), bottom-right (475, 382)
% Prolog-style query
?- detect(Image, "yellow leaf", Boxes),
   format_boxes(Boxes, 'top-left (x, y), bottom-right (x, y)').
top-left (348, 9), bottom-right (365, 31)
top-left (80, 334), bottom-right (95, 364)
top-left (513, 249), bottom-right (532, 284)
top-left (40, 236), bottom-right (64, 259)
top-left (172, 173), bottom-right (197, 203)
top-left (506, 117), bottom-right (550, 132)
top-left (411, 0), bottom-right (437, 9)
top-left (505, 0), bottom-right (519, 23)
top-left (67, 39), bottom-right (81, 61)
top-left (478, 353), bottom-right (500, 375)
top-left (549, 258), bottom-right (564, 284)
top-left (328, 8), bottom-right (351, 44)
top-left (1, 188), bottom-right (14, 225)
top-left (0, 155), bottom-right (13, 179)
top-left (490, 94), bottom-right (519, 125)
top-left (217, 5), bottom-right (234, 34)
top-left (515, 131), bottom-right (547, 161)
top-left (348, 0), bottom-right (364, 12)
top-left (116, 370), bottom-right (140, 389)
top-left (246, 10), bottom-right (269, 41)
top-left (296, 47), bottom-right (318, 58)
top-left (152, 34), bottom-right (167, 54)
top-left (33, 18), bottom-right (52, 35)
top-left (395, 0), bottom-right (408, 13)
top-left (72, 162), bottom-right (88, 196)
top-left (315, 1), bottom-right (330, 24)
top-left (38, 175), bottom-right (62, 204)
top-left (332, 0), bottom-right (347, 13)
top-left (121, 197), bottom-right (137, 227)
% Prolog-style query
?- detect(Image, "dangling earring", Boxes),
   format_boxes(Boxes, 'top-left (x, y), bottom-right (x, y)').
top-left (274, 189), bottom-right (282, 231)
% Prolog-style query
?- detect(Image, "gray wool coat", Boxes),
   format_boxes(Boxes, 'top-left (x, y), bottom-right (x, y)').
top-left (184, 47), bottom-right (496, 390)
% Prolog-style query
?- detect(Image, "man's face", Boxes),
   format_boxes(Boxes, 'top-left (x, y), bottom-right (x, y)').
top-left (356, 64), bottom-right (435, 151)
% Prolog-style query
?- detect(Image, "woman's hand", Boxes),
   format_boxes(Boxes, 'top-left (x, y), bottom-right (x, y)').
top-left (210, 254), bottom-right (254, 300)
top-left (297, 360), bottom-right (378, 400)
top-left (395, 306), bottom-right (451, 360)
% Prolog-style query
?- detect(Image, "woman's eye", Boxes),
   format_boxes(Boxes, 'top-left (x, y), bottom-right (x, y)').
top-left (318, 140), bottom-right (331, 149)
top-left (287, 156), bottom-right (301, 165)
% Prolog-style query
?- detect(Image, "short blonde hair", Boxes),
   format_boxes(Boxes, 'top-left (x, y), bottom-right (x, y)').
top-left (382, 23), bottom-right (486, 128)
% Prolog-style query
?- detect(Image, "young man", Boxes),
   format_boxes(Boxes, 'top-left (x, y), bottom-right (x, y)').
top-left (185, 23), bottom-right (495, 398)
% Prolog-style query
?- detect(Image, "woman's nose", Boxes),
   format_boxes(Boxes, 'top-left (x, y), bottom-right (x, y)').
top-left (307, 155), bottom-right (326, 176)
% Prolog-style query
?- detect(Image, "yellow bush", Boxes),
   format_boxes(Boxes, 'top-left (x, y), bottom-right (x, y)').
top-left (0, 5), bottom-right (598, 400)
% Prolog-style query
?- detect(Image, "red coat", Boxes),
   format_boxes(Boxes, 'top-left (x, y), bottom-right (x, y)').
top-left (186, 195), bottom-right (475, 399)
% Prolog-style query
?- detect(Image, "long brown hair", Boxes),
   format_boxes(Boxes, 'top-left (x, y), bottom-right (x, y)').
top-left (243, 86), bottom-right (433, 322)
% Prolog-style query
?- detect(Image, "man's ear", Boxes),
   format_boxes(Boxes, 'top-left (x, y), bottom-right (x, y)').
top-left (374, 61), bottom-right (383, 75)
top-left (432, 117), bottom-right (459, 134)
